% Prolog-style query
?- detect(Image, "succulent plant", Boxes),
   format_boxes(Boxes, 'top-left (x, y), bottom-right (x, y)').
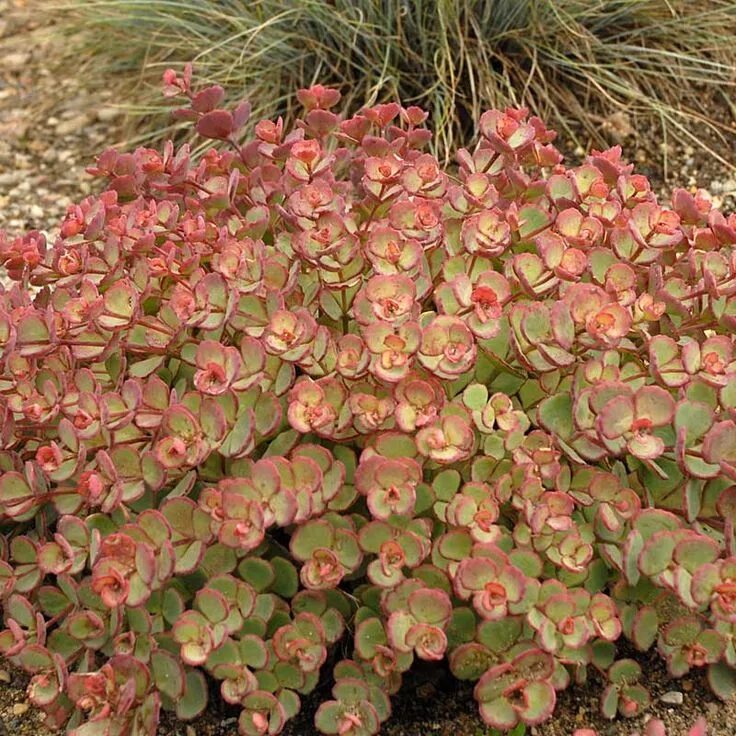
top-left (0, 66), bottom-right (733, 735)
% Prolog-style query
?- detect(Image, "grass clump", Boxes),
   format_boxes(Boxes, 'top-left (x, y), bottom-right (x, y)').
top-left (50, 0), bottom-right (736, 159)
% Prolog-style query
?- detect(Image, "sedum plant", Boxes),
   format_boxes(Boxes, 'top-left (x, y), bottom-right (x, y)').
top-left (1, 67), bottom-right (735, 735)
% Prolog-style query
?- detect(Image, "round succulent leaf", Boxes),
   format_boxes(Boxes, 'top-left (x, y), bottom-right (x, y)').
top-left (332, 677), bottom-right (371, 705)
top-left (0, 472), bottom-right (35, 520)
top-left (238, 558), bottom-right (276, 593)
top-left (478, 694), bottom-right (518, 730)
top-left (519, 680), bottom-right (556, 725)
top-left (538, 393), bottom-right (575, 441)
top-left (175, 669), bottom-right (209, 721)
top-left (462, 383), bottom-right (489, 412)
top-left (674, 535), bottom-right (720, 573)
top-left (709, 662), bottom-right (736, 700)
top-left (638, 534), bottom-right (676, 577)
top-left (514, 648), bottom-right (554, 682)
top-left (355, 617), bottom-right (387, 659)
top-left (698, 629), bottom-right (727, 661)
top-left (704, 420), bottom-right (736, 465)
top-left (407, 588), bottom-right (452, 626)
top-left (477, 617), bottom-right (523, 653)
top-left (449, 642), bottom-right (496, 681)
top-left (37, 586), bottom-right (72, 618)
top-left (195, 587), bottom-right (230, 624)
top-left (600, 683), bottom-right (620, 720)
top-left (273, 662), bottom-right (306, 690)
top-left (278, 688), bottom-right (301, 721)
top-left (618, 682), bottom-right (650, 716)
top-left (590, 640), bottom-right (616, 670)
top-left (290, 520), bottom-right (335, 561)
top-left (255, 669), bottom-right (279, 693)
top-left (313, 701), bottom-right (344, 735)
top-left (386, 610), bottom-right (414, 652)
top-left (320, 608), bottom-right (345, 644)
top-left (18, 644), bottom-right (54, 673)
top-left (446, 606), bottom-right (477, 647)
top-left (152, 650), bottom-right (185, 700)
top-left (662, 617), bottom-right (701, 647)
top-left (28, 671), bottom-right (60, 707)
top-left (631, 607), bottom-right (659, 651)
top-left (608, 658), bottom-right (642, 685)
top-left (675, 400), bottom-right (715, 445)
top-left (432, 470), bottom-right (462, 502)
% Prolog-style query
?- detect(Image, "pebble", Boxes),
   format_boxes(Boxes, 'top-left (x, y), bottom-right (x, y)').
top-left (660, 690), bottom-right (684, 705)
top-left (12, 702), bottom-right (29, 716)
top-left (4, 51), bottom-right (29, 70)
top-left (0, 670), bottom-right (9, 683)
top-left (28, 204), bottom-right (44, 220)
top-left (97, 106), bottom-right (122, 122)
top-left (55, 114), bottom-right (91, 137)
top-left (186, 726), bottom-right (196, 736)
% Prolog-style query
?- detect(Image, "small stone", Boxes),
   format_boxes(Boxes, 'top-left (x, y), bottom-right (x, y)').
top-left (603, 111), bottom-right (634, 141)
top-left (97, 106), bottom-right (122, 122)
top-left (682, 678), bottom-right (693, 692)
top-left (0, 668), bottom-right (10, 683)
top-left (28, 204), bottom-right (44, 220)
top-left (661, 690), bottom-right (684, 705)
top-left (186, 726), bottom-right (196, 736)
top-left (55, 114), bottom-right (91, 137)
top-left (12, 702), bottom-right (30, 716)
top-left (4, 52), bottom-right (30, 71)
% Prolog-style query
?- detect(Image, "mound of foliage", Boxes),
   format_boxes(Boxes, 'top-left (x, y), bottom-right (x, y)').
top-left (1, 69), bottom-right (736, 735)
top-left (50, 0), bottom-right (736, 158)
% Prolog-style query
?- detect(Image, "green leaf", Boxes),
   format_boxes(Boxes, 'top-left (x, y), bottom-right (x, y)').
top-left (269, 557), bottom-right (299, 598)
top-left (176, 669), bottom-right (208, 721)
top-left (608, 659), bottom-right (641, 685)
top-left (601, 683), bottom-right (619, 719)
top-left (709, 662), bottom-right (736, 700)
top-left (538, 393), bottom-right (574, 440)
top-left (432, 470), bottom-right (462, 502)
top-left (238, 558), bottom-right (275, 593)
top-left (152, 650), bottom-right (185, 700)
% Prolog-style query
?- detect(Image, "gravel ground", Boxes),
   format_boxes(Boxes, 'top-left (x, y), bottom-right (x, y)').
top-left (3, 1), bottom-right (736, 735)
top-left (0, 0), bottom-right (122, 237)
